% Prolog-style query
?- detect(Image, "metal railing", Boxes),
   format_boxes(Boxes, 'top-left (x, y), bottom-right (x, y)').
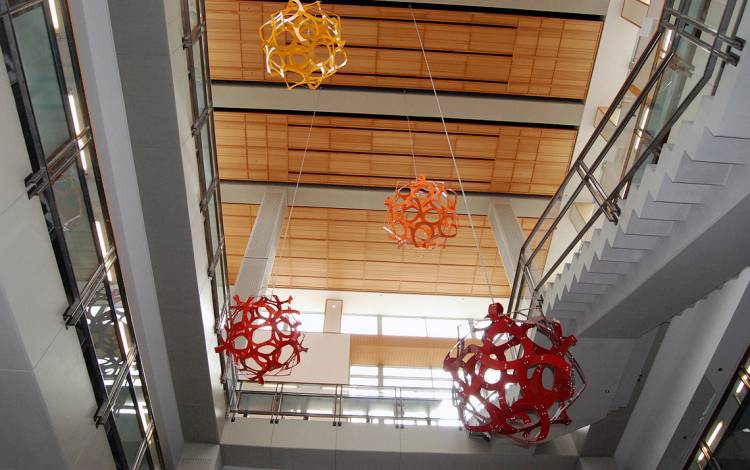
top-left (228, 382), bottom-right (463, 428)
top-left (508, 0), bottom-right (746, 314)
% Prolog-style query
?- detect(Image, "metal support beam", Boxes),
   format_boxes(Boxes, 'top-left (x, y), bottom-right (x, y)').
top-left (233, 189), bottom-right (287, 298)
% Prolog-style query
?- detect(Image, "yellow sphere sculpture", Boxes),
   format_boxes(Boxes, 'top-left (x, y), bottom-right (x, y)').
top-left (259, 0), bottom-right (347, 90)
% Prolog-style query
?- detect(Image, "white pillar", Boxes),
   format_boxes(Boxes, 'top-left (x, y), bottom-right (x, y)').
top-left (488, 202), bottom-right (527, 287)
top-left (233, 189), bottom-right (287, 298)
top-left (67, 0), bottom-right (184, 465)
top-left (323, 299), bottom-right (343, 333)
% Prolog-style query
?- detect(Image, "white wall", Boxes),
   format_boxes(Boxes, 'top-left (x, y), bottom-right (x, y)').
top-left (0, 54), bottom-right (115, 470)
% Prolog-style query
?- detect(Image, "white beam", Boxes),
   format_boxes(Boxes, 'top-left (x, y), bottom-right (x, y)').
top-left (233, 189), bottom-right (287, 298)
top-left (221, 181), bottom-right (550, 218)
top-left (488, 202), bottom-right (527, 286)
top-left (212, 83), bottom-right (585, 127)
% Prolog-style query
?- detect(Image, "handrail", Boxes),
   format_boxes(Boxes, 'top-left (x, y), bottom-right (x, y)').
top-left (508, 0), bottom-right (746, 314)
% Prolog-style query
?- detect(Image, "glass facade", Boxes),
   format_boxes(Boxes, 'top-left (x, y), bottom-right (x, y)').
top-left (0, 0), bottom-right (163, 467)
top-left (180, 0), bottom-right (233, 401)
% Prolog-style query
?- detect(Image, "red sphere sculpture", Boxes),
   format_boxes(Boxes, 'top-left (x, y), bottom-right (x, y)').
top-left (383, 175), bottom-right (459, 249)
top-left (443, 303), bottom-right (585, 444)
top-left (216, 295), bottom-right (308, 384)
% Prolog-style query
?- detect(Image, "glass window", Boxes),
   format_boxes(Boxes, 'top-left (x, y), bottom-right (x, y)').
top-left (213, 255), bottom-right (227, 314)
top-left (383, 378), bottom-right (434, 388)
top-left (426, 318), bottom-right (467, 338)
top-left (350, 365), bottom-right (378, 376)
top-left (81, 147), bottom-right (111, 256)
top-left (207, 194), bottom-right (220, 258)
top-left (85, 281), bottom-right (124, 396)
top-left (13, 5), bottom-right (71, 157)
top-left (341, 315), bottom-right (377, 335)
top-left (112, 380), bottom-right (146, 468)
top-left (191, 42), bottom-right (206, 115)
top-left (187, 0), bottom-right (199, 31)
top-left (298, 313), bottom-right (324, 332)
top-left (139, 431), bottom-right (162, 470)
top-left (52, 163), bottom-right (99, 289)
top-left (199, 120), bottom-right (214, 192)
top-left (382, 367), bottom-right (431, 378)
top-left (130, 363), bottom-right (152, 432)
top-left (382, 317), bottom-right (426, 337)
top-left (350, 377), bottom-right (378, 386)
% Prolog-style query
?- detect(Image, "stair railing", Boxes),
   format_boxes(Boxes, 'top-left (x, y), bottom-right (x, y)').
top-left (509, 0), bottom-right (746, 315)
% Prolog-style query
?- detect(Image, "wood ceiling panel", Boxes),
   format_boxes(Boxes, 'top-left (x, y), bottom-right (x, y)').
top-left (216, 111), bottom-right (576, 196)
top-left (223, 204), bottom-right (552, 297)
top-left (206, 0), bottom-right (602, 99)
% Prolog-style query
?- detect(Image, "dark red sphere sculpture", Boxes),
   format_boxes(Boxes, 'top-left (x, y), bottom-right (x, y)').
top-left (216, 295), bottom-right (308, 384)
top-left (443, 303), bottom-right (585, 444)
top-left (383, 175), bottom-right (459, 249)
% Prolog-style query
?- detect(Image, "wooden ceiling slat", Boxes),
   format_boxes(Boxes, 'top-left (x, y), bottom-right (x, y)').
top-left (216, 111), bottom-right (576, 197)
top-left (222, 204), bottom-right (551, 297)
top-left (206, 0), bottom-right (602, 98)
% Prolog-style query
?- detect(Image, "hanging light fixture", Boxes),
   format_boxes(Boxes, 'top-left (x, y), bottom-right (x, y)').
top-left (443, 303), bottom-right (585, 444)
top-left (215, 295), bottom-right (308, 384)
top-left (384, 175), bottom-right (459, 249)
top-left (259, 0), bottom-right (347, 90)
top-left (383, 93), bottom-right (460, 249)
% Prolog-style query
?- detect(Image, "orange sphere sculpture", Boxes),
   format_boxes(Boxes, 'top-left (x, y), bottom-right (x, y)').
top-left (259, 0), bottom-right (347, 89)
top-left (215, 295), bottom-right (307, 384)
top-left (383, 175), bottom-right (459, 249)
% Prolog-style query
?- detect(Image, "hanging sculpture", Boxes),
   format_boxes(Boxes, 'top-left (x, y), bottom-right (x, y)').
top-left (383, 175), bottom-right (459, 249)
top-left (215, 295), bottom-right (308, 384)
top-left (443, 303), bottom-right (585, 444)
top-left (259, 0), bottom-right (347, 89)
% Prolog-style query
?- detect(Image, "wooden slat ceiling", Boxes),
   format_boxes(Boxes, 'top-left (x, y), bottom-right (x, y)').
top-left (206, 1), bottom-right (602, 98)
top-left (223, 204), bottom-right (552, 297)
top-left (215, 111), bottom-right (577, 196)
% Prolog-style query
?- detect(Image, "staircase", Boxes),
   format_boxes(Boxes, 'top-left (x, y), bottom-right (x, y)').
top-left (541, 30), bottom-right (750, 339)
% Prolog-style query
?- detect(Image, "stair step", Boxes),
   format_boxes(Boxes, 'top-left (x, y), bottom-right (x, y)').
top-left (598, 244), bottom-right (645, 263)
top-left (664, 149), bottom-right (733, 185)
top-left (554, 301), bottom-right (589, 312)
top-left (577, 270), bottom-right (622, 285)
top-left (610, 228), bottom-right (661, 250)
top-left (587, 258), bottom-right (633, 275)
top-left (635, 193), bottom-right (692, 221)
top-left (683, 126), bottom-right (750, 164)
top-left (621, 211), bottom-right (675, 236)
top-left (568, 280), bottom-right (611, 295)
top-left (651, 173), bottom-right (714, 204)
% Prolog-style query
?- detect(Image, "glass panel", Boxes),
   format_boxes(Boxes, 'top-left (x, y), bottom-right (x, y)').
top-left (112, 379), bottom-right (146, 468)
top-left (341, 315), bottom-right (378, 334)
top-left (207, 195), bottom-right (220, 258)
top-left (130, 362), bottom-right (152, 432)
top-left (187, 0), bottom-right (199, 31)
top-left (382, 317), bottom-right (427, 337)
top-left (298, 313), bottom-right (324, 332)
top-left (13, 5), bottom-right (71, 157)
top-left (350, 377), bottom-right (378, 386)
top-left (199, 121), bottom-right (214, 192)
top-left (237, 392), bottom-right (275, 412)
top-left (52, 163), bottom-right (99, 289)
top-left (144, 432), bottom-right (163, 470)
top-left (109, 270), bottom-right (135, 355)
top-left (350, 365), bottom-right (378, 376)
top-left (85, 281), bottom-right (124, 396)
top-left (191, 42), bottom-right (206, 115)
top-left (82, 147), bottom-right (111, 257)
top-left (213, 255), bottom-right (227, 314)
top-left (382, 367), bottom-right (431, 378)
top-left (383, 378), bottom-right (434, 388)
top-left (426, 318), bottom-right (467, 338)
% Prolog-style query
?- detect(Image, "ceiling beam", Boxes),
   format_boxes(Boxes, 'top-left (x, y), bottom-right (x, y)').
top-left (220, 181), bottom-right (550, 218)
top-left (371, 0), bottom-right (609, 16)
top-left (212, 83), bottom-right (585, 127)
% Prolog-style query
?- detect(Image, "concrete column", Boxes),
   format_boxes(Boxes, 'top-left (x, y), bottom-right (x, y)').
top-left (488, 202), bottom-right (526, 287)
top-left (68, 0), bottom-right (184, 466)
top-left (233, 189), bottom-right (287, 298)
